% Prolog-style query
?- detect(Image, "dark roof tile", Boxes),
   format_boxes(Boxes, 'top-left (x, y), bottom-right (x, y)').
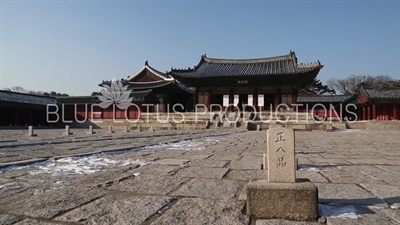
top-left (169, 51), bottom-right (323, 79)
top-left (0, 90), bottom-right (57, 105)
top-left (362, 87), bottom-right (400, 100)
top-left (297, 95), bottom-right (354, 103)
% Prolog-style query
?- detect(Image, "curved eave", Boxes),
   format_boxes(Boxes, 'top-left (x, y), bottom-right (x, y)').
top-left (202, 53), bottom-right (295, 64)
top-left (127, 80), bottom-right (174, 90)
top-left (128, 64), bottom-right (174, 82)
top-left (169, 65), bottom-right (322, 80)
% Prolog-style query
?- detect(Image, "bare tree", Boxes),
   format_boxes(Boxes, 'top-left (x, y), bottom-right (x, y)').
top-left (27, 90), bottom-right (38, 95)
top-left (10, 86), bottom-right (27, 93)
top-left (327, 75), bottom-right (396, 95)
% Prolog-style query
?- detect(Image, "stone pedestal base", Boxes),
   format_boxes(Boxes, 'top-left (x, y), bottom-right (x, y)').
top-left (246, 179), bottom-right (318, 221)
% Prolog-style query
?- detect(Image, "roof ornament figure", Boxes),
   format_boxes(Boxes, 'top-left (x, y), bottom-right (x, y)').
top-left (145, 60), bottom-right (148, 66)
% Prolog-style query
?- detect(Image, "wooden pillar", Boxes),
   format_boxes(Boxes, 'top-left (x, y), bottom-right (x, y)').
top-left (14, 107), bottom-right (19, 126)
top-left (394, 103), bottom-right (398, 120)
top-left (292, 88), bottom-right (297, 107)
top-left (362, 106), bottom-right (366, 120)
top-left (372, 104), bottom-right (377, 120)
top-left (367, 105), bottom-right (371, 120)
top-left (29, 108), bottom-right (33, 125)
top-left (41, 109), bottom-right (45, 125)
top-left (194, 87), bottom-right (198, 110)
top-left (208, 88), bottom-right (212, 110)
top-left (229, 88), bottom-right (234, 111)
top-left (254, 88), bottom-right (258, 109)
top-left (275, 88), bottom-right (281, 110)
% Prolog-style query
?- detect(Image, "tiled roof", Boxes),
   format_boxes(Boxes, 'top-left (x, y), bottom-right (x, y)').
top-left (100, 80), bottom-right (174, 90)
top-left (127, 61), bottom-right (173, 81)
top-left (56, 90), bottom-right (152, 104)
top-left (361, 87), bottom-right (400, 100)
top-left (130, 90), bottom-right (152, 101)
top-left (56, 96), bottom-right (99, 104)
top-left (176, 80), bottom-right (194, 94)
top-left (99, 61), bottom-right (192, 95)
top-left (297, 95), bottom-right (353, 103)
top-left (0, 90), bottom-right (57, 105)
top-left (169, 51), bottom-right (323, 78)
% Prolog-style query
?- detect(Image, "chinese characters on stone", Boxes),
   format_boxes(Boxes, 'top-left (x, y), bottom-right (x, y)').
top-left (275, 132), bottom-right (287, 168)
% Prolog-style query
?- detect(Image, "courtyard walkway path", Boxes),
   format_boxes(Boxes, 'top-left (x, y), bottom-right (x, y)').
top-left (0, 128), bottom-right (399, 224)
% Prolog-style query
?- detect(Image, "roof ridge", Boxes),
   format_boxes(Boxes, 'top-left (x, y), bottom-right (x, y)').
top-left (364, 86), bottom-right (400, 90)
top-left (202, 53), bottom-right (294, 64)
top-left (0, 90), bottom-right (56, 99)
top-left (127, 61), bottom-right (174, 81)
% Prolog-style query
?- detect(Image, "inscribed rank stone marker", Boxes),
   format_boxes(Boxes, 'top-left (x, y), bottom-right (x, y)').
top-left (267, 128), bottom-right (295, 183)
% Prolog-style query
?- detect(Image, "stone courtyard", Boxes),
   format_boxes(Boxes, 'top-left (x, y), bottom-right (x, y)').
top-left (0, 128), bottom-right (399, 225)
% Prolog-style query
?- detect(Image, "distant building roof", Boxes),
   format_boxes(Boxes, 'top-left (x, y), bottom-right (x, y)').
top-left (297, 95), bottom-right (354, 103)
top-left (0, 90), bottom-right (57, 106)
top-left (56, 90), bottom-right (153, 105)
top-left (169, 51), bottom-right (323, 79)
top-left (127, 61), bottom-right (173, 81)
top-left (100, 79), bottom-right (175, 90)
top-left (56, 96), bottom-right (99, 105)
top-left (360, 87), bottom-right (400, 100)
top-left (99, 61), bottom-right (193, 96)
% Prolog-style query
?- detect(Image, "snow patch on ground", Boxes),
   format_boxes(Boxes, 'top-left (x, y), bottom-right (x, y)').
top-left (34, 180), bottom-right (65, 195)
top-left (0, 136), bottom-right (224, 176)
top-left (0, 182), bottom-right (20, 190)
top-left (298, 164), bottom-right (324, 172)
top-left (332, 129), bottom-right (359, 133)
top-left (28, 156), bottom-right (151, 176)
top-left (0, 150), bottom-right (151, 176)
top-left (146, 137), bottom-right (222, 151)
top-left (361, 171), bottom-right (380, 180)
top-left (318, 204), bottom-right (358, 219)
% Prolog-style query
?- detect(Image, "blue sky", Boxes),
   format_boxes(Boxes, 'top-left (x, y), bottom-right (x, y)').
top-left (1, 0), bottom-right (399, 96)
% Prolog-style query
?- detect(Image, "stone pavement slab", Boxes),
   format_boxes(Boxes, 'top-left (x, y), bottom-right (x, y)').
top-left (375, 165), bottom-right (400, 174)
top-left (14, 219), bottom-right (63, 224)
top-left (0, 214), bottom-right (22, 225)
top-left (175, 166), bottom-right (229, 179)
top-left (133, 164), bottom-right (180, 176)
top-left (229, 156), bottom-right (263, 170)
top-left (154, 158), bottom-right (189, 166)
top-left (383, 209), bottom-right (400, 223)
top-left (67, 166), bottom-right (140, 187)
top-left (322, 205), bottom-right (396, 225)
top-left (172, 178), bottom-right (239, 199)
top-left (316, 183), bottom-right (388, 207)
top-left (180, 153), bottom-right (213, 160)
top-left (319, 165), bottom-right (389, 184)
top-left (109, 175), bottom-right (189, 195)
top-left (188, 159), bottom-right (229, 168)
top-left (345, 158), bottom-right (400, 166)
top-left (2, 186), bottom-right (107, 218)
top-left (55, 195), bottom-right (174, 225)
top-left (256, 219), bottom-right (320, 224)
top-left (152, 198), bottom-right (249, 225)
top-left (225, 169), bottom-right (267, 181)
top-left (296, 170), bottom-right (329, 183)
top-left (359, 183), bottom-right (400, 209)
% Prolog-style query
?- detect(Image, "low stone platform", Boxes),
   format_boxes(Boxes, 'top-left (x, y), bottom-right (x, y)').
top-left (246, 179), bottom-right (318, 221)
